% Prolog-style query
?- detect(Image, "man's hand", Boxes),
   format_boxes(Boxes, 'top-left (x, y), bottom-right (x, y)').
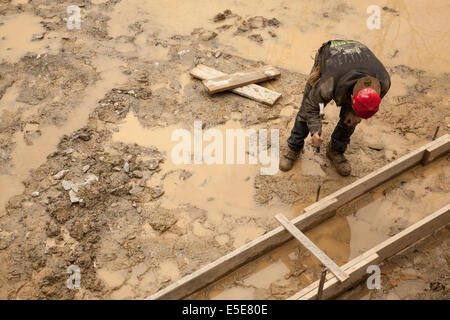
top-left (311, 132), bottom-right (323, 147)
top-left (344, 111), bottom-right (361, 127)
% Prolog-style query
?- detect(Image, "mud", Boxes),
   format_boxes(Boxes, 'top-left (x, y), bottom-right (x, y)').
top-left (0, 0), bottom-right (449, 300)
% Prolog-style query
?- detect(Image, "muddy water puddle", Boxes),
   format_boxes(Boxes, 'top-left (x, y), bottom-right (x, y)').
top-left (190, 156), bottom-right (449, 299)
top-left (0, 13), bottom-right (61, 63)
top-left (105, 0), bottom-right (450, 73)
top-left (113, 112), bottom-right (298, 233)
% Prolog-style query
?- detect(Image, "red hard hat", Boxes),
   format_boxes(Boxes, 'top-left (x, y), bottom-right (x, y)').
top-left (352, 87), bottom-right (381, 119)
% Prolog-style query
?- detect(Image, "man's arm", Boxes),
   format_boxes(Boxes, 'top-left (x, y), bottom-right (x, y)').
top-left (303, 76), bottom-right (334, 134)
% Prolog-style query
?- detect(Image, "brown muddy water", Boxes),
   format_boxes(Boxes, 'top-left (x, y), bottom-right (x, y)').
top-left (190, 156), bottom-right (449, 300)
top-left (107, 0), bottom-right (450, 74)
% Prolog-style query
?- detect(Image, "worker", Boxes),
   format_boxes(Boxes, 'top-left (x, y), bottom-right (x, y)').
top-left (279, 40), bottom-right (391, 176)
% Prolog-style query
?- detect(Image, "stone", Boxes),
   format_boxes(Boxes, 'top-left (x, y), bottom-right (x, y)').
top-left (53, 169), bottom-right (69, 180)
top-left (132, 170), bottom-right (143, 179)
top-left (32, 34), bottom-right (44, 41)
top-left (123, 161), bottom-right (130, 173)
top-left (32, 191), bottom-right (40, 197)
top-left (177, 49), bottom-right (190, 57)
top-left (82, 165), bottom-right (90, 173)
top-left (69, 190), bottom-right (82, 203)
top-left (248, 34), bottom-right (264, 43)
top-left (61, 180), bottom-right (75, 191)
top-left (200, 31), bottom-right (217, 41)
top-left (368, 143), bottom-right (384, 151)
top-left (129, 186), bottom-right (143, 195)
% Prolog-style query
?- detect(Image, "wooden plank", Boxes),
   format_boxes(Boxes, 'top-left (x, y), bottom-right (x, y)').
top-left (201, 65), bottom-right (280, 94)
top-left (422, 135), bottom-right (450, 164)
top-left (290, 203), bottom-right (450, 300)
top-left (147, 136), bottom-right (449, 300)
top-left (304, 134), bottom-right (450, 212)
top-left (275, 214), bottom-right (349, 282)
top-left (190, 65), bottom-right (281, 106)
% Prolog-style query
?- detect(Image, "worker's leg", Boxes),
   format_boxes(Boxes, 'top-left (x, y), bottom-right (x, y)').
top-left (330, 107), bottom-right (356, 153)
top-left (287, 112), bottom-right (310, 152)
top-left (327, 108), bottom-right (356, 176)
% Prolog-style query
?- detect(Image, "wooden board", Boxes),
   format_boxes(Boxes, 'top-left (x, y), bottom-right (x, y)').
top-left (201, 65), bottom-right (280, 94)
top-left (304, 134), bottom-right (450, 213)
top-left (147, 135), bottom-right (450, 300)
top-left (422, 136), bottom-right (450, 164)
top-left (190, 65), bottom-right (281, 106)
top-left (290, 203), bottom-right (450, 300)
top-left (275, 214), bottom-right (349, 282)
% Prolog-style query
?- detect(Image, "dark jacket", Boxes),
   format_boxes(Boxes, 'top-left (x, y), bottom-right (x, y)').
top-left (300, 40), bottom-right (391, 134)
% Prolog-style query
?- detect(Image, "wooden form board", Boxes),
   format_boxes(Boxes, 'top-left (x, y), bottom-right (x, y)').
top-left (201, 65), bottom-right (280, 94)
top-left (289, 203), bottom-right (450, 300)
top-left (147, 134), bottom-right (450, 300)
top-left (275, 214), bottom-right (349, 282)
top-left (190, 65), bottom-right (281, 106)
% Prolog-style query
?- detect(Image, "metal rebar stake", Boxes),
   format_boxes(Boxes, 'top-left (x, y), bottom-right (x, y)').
top-left (432, 126), bottom-right (440, 140)
top-left (316, 265), bottom-right (328, 300)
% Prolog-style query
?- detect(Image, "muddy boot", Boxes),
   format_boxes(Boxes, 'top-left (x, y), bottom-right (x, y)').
top-left (279, 146), bottom-right (301, 172)
top-left (326, 143), bottom-right (351, 176)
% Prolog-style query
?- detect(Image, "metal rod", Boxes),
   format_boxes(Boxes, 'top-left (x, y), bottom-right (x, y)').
top-left (432, 126), bottom-right (440, 140)
top-left (316, 184), bottom-right (322, 202)
top-left (317, 265), bottom-right (328, 300)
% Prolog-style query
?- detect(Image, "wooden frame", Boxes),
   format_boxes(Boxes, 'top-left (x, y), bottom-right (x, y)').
top-left (275, 214), bottom-right (349, 282)
top-left (147, 134), bottom-right (450, 300)
top-left (289, 203), bottom-right (450, 300)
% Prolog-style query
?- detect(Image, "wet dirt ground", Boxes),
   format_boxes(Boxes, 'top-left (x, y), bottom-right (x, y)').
top-left (0, 0), bottom-right (449, 299)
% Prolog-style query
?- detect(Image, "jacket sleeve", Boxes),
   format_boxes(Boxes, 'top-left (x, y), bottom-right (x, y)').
top-left (303, 76), bottom-right (334, 134)
top-left (379, 69), bottom-right (391, 99)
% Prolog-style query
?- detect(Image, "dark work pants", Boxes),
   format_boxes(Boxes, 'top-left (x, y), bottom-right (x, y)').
top-left (287, 106), bottom-right (355, 154)
top-left (287, 45), bottom-right (356, 154)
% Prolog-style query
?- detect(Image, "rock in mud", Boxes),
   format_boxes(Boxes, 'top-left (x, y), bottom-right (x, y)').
top-left (267, 18), bottom-right (281, 27)
top-left (61, 180), bottom-right (75, 191)
top-left (149, 186), bottom-right (164, 199)
top-left (129, 186), bottom-right (143, 195)
top-left (145, 159), bottom-right (159, 170)
top-left (31, 34), bottom-right (44, 41)
top-left (213, 9), bottom-right (232, 22)
top-left (53, 169), bottom-right (69, 180)
top-left (45, 221), bottom-right (60, 238)
top-left (132, 170), bottom-right (143, 179)
top-left (248, 34), bottom-right (264, 43)
top-left (368, 143), bottom-right (384, 151)
top-left (69, 189), bottom-right (82, 203)
top-left (200, 31), bottom-right (218, 41)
